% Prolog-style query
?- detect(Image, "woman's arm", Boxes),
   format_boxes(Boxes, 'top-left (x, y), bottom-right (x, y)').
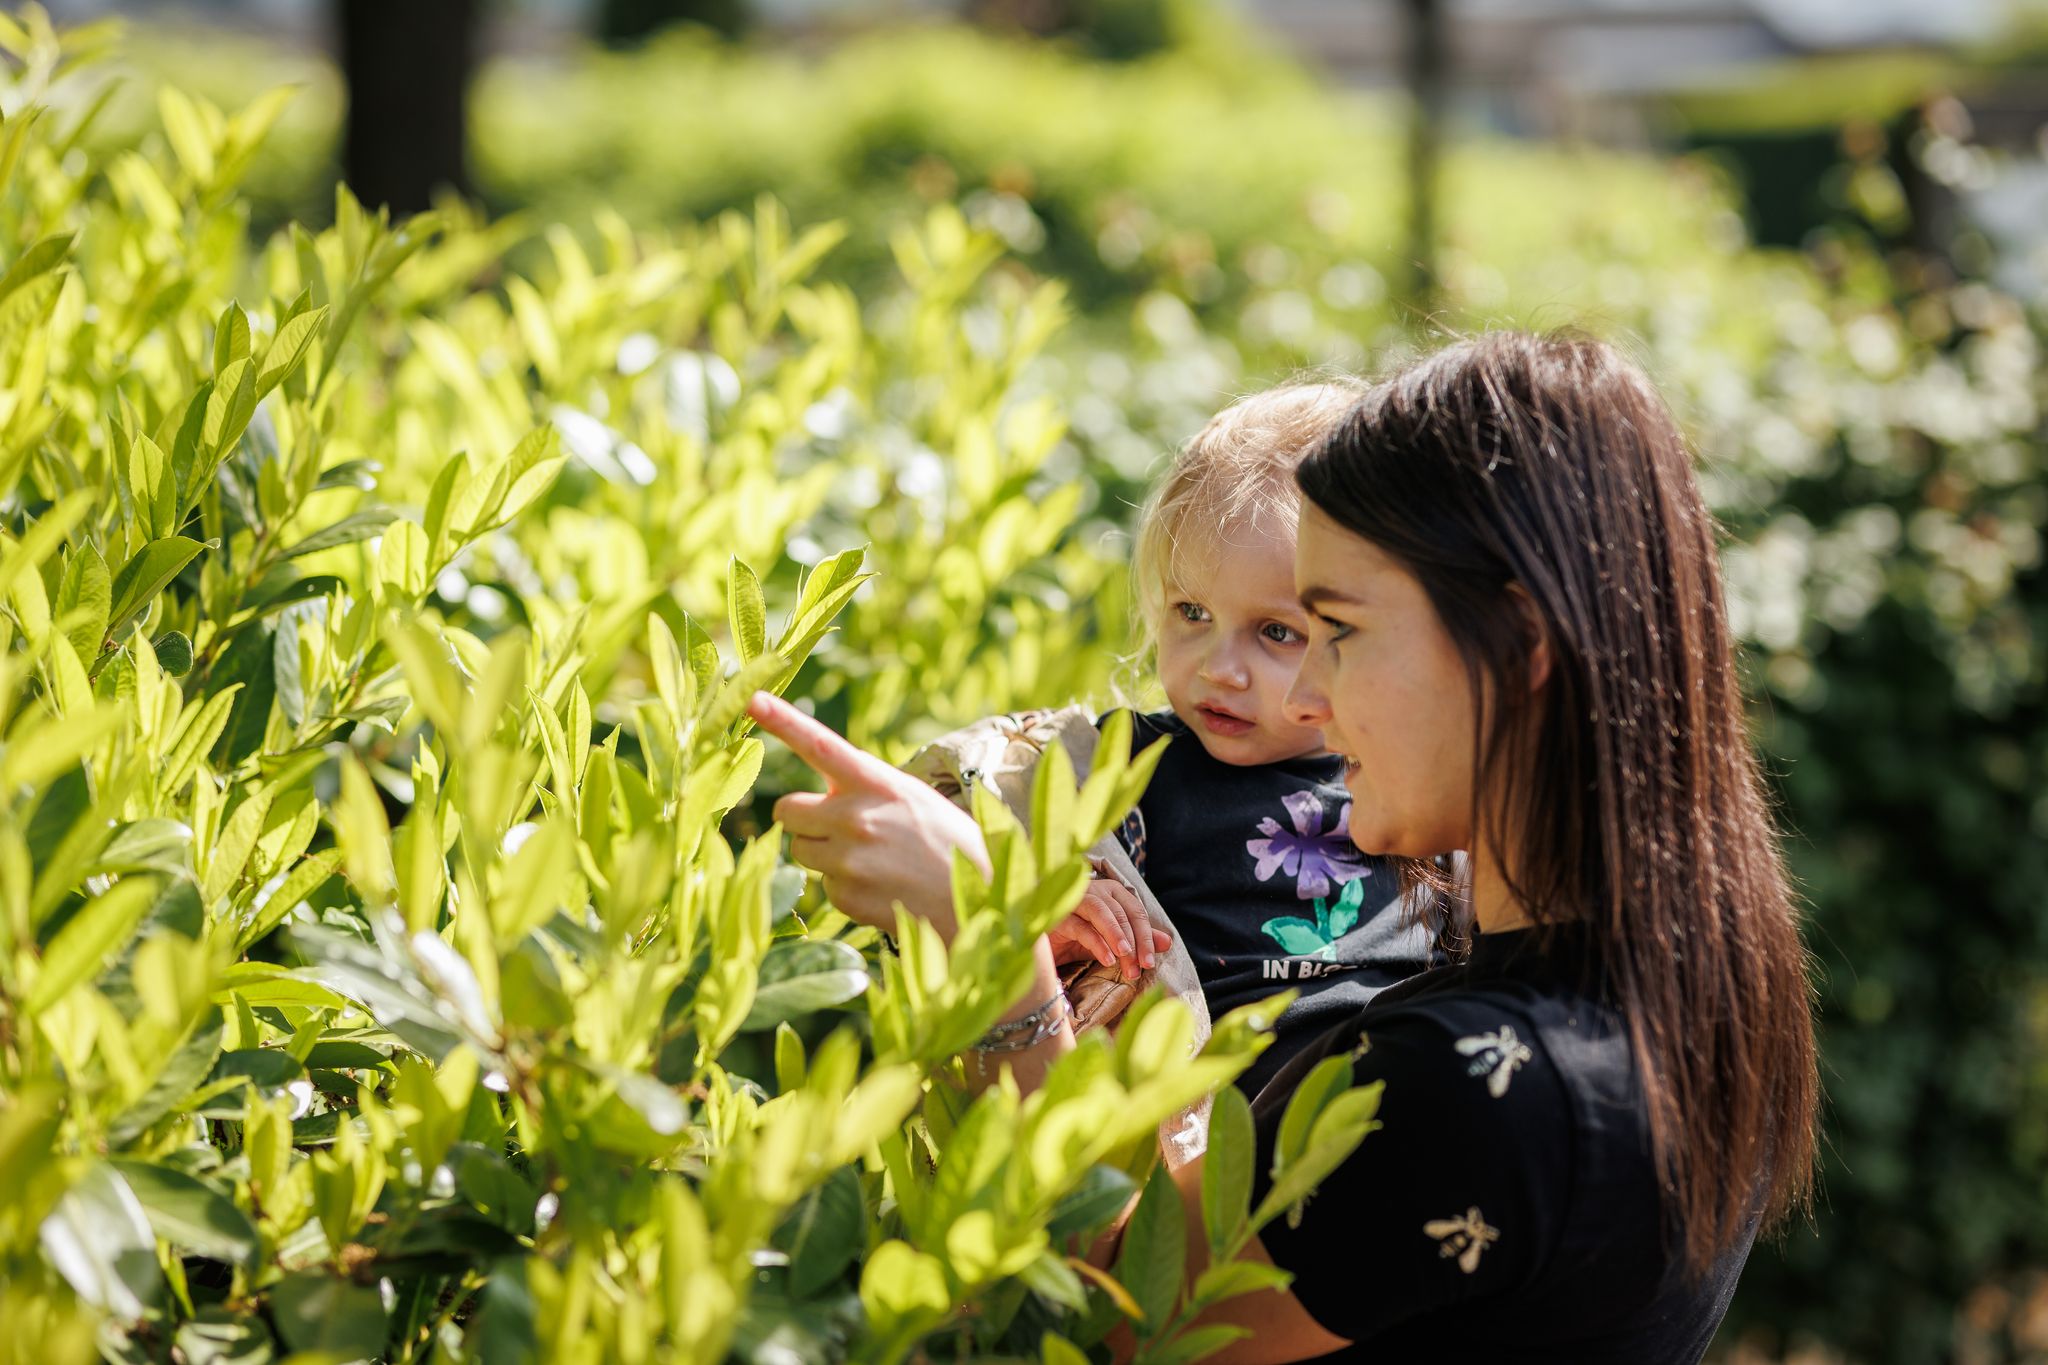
top-left (749, 692), bottom-right (1078, 1085)
top-left (958, 934), bottom-right (1077, 1092)
top-left (751, 693), bottom-right (1348, 1361)
top-left (1122, 1156), bottom-right (1353, 1365)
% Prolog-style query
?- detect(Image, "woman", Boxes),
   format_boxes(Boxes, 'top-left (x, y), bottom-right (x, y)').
top-left (750, 331), bottom-right (1818, 1362)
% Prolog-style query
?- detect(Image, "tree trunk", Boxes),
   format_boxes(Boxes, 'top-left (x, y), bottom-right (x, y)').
top-left (1402, 0), bottom-right (1446, 312)
top-left (597, 0), bottom-right (751, 45)
top-left (336, 0), bottom-right (480, 217)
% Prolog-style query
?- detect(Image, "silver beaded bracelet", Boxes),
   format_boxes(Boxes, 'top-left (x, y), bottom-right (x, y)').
top-left (972, 990), bottom-right (1073, 1055)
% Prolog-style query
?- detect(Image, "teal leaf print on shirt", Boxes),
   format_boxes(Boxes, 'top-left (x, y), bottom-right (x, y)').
top-left (1260, 877), bottom-right (1367, 960)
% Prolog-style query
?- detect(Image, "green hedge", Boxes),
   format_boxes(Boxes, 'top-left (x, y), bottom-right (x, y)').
top-left (28, 11), bottom-right (2048, 1361)
top-left (0, 17), bottom-right (1397, 1362)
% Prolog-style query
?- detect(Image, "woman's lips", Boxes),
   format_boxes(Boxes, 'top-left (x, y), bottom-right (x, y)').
top-left (1196, 704), bottom-right (1253, 736)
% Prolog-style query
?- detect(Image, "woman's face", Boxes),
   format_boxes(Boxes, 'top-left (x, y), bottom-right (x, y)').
top-left (1286, 502), bottom-right (1478, 860)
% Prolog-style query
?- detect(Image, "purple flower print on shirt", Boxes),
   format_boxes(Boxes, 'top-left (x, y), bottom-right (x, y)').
top-left (1246, 790), bottom-right (1369, 900)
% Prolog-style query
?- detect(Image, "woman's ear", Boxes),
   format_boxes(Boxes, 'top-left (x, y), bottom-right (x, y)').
top-left (1506, 584), bottom-right (1553, 694)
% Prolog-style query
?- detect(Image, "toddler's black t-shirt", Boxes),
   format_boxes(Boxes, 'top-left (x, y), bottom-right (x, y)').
top-left (1114, 710), bottom-right (1435, 1094)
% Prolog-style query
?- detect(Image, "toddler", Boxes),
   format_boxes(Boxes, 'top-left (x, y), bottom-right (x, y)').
top-left (1057, 382), bottom-right (1435, 1095)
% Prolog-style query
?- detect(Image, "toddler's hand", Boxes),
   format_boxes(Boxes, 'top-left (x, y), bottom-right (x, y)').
top-left (1049, 863), bottom-right (1175, 982)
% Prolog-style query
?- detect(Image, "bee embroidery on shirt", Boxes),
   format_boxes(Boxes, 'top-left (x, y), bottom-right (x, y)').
top-left (1424, 1206), bottom-right (1500, 1273)
top-left (1453, 1026), bottom-right (1533, 1097)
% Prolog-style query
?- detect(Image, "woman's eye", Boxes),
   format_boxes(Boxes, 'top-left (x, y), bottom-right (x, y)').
top-left (1262, 622), bottom-right (1304, 646)
top-left (1174, 602), bottom-right (1208, 624)
top-left (1313, 616), bottom-right (1354, 647)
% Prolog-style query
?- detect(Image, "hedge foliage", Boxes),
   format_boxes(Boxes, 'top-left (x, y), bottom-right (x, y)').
top-left (13, 8), bottom-right (2048, 1362)
top-left (0, 17), bottom-right (1399, 1363)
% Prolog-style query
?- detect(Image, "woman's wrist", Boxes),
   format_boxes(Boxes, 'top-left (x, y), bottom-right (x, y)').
top-left (997, 936), bottom-right (1065, 1020)
top-left (973, 987), bottom-right (1072, 1054)
top-left (962, 937), bottom-right (1075, 1088)
top-left (977, 939), bottom-right (1071, 1042)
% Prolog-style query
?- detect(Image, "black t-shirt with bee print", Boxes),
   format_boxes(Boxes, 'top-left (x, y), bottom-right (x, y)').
top-left (1113, 710), bottom-right (1435, 1096)
top-left (1247, 924), bottom-right (1756, 1363)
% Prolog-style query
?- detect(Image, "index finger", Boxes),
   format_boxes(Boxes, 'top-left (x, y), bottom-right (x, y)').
top-left (747, 692), bottom-right (882, 790)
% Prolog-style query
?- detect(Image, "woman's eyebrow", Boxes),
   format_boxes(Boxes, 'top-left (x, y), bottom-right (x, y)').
top-left (1298, 585), bottom-right (1365, 611)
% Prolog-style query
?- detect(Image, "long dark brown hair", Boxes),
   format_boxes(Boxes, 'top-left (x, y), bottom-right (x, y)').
top-left (1296, 330), bottom-right (1818, 1269)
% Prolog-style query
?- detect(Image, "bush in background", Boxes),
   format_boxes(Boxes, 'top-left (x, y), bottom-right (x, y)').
top-left (17, 8), bottom-right (2048, 1360)
top-left (0, 19), bottom-right (1395, 1362)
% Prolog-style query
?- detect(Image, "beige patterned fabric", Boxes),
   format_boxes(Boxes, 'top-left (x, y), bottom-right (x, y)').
top-left (904, 705), bottom-right (1213, 1165)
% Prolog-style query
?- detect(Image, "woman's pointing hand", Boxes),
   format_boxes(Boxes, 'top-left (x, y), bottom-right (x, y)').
top-left (747, 692), bottom-right (990, 939)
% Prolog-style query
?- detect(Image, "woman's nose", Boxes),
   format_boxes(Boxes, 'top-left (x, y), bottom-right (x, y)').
top-left (1284, 658), bottom-right (1331, 728)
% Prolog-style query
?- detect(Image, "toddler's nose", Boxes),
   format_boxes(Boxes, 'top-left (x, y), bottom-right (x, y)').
top-left (1198, 646), bottom-right (1249, 689)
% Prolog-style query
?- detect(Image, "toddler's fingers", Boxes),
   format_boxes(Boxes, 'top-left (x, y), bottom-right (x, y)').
top-left (1075, 920), bottom-right (1117, 967)
top-left (1088, 854), bottom-right (1136, 891)
top-left (1097, 881), bottom-right (1151, 969)
top-left (1074, 890), bottom-right (1134, 956)
top-left (1052, 912), bottom-right (1116, 967)
top-left (1048, 934), bottom-right (1095, 966)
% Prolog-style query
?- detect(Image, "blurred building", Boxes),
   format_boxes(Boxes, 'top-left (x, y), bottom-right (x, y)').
top-left (1229, 0), bottom-right (2009, 140)
top-left (41, 0), bottom-right (2023, 130)
top-left (37, 0), bottom-right (2046, 279)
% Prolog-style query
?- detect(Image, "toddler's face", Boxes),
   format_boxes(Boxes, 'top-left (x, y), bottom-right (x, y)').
top-left (1156, 517), bottom-right (1328, 766)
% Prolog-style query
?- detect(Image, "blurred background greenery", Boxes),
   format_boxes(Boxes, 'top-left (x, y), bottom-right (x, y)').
top-left (22, 0), bottom-right (2048, 1358)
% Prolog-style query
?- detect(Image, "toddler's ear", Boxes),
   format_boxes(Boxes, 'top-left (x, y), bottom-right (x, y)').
top-left (1506, 584), bottom-right (1553, 694)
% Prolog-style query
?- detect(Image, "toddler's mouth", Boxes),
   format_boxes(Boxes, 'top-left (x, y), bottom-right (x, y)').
top-left (1195, 703), bottom-right (1254, 737)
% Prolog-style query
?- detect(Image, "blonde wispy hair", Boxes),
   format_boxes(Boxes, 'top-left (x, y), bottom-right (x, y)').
top-left (1124, 379), bottom-right (1368, 699)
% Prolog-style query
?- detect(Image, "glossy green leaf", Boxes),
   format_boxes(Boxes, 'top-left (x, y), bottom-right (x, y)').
top-left (1114, 1162), bottom-right (1183, 1331)
top-left (213, 301), bottom-right (249, 372)
top-left (197, 1049), bottom-right (310, 1119)
top-left (38, 1163), bottom-right (159, 1319)
top-left (376, 518), bottom-right (430, 600)
top-left (727, 556), bottom-right (766, 662)
top-left (266, 1273), bottom-right (385, 1360)
top-left (1047, 1163), bottom-right (1138, 1245)
top-left (1250, 1082), bottom-right (1385, 1236)
top-left (1200, 1083), bottom-right (1254, 1257)
top-left (109, 1160), bottom-right (259, 1265)
top-left (91, 818), bottom-right (193, 878)
top-left (449, 1142), bottom-right (538, 1235)
top-left (256, 303), bottom-right (327, 394)
top-left (739, 938), bottom-right (870, 1030)
top-left (173, 1309), bottom-right (277, 1365)
top-left (54, 542), bottom-right (109, 662)
top-left (151, 629), bottom-right (194, 675)
top-left (25, 876), bottom-right (159, 1015)
top-left (773, 1165), bottom-right (865, 1296)
top-left (279, 508), bottom-right (398, 559)
top-left (859, 1240), bottom-right (950, 1356)
top-left (1274, 1053), bottom-right (1353, 1173)
top-left (107, 536), bottom-right (207, 633)
top-left (110, 1008), bottom-right (224, 1146)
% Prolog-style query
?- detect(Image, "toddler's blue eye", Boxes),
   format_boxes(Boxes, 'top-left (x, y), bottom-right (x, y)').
top-left (1174, 602), bottom-right (1208, 623)
top-left (1262, 623), bottom-right (1304, 646)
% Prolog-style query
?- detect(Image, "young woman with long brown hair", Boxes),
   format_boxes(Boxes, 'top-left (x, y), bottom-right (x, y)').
top-left (747, 329), bottom-right (1819, 1362)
